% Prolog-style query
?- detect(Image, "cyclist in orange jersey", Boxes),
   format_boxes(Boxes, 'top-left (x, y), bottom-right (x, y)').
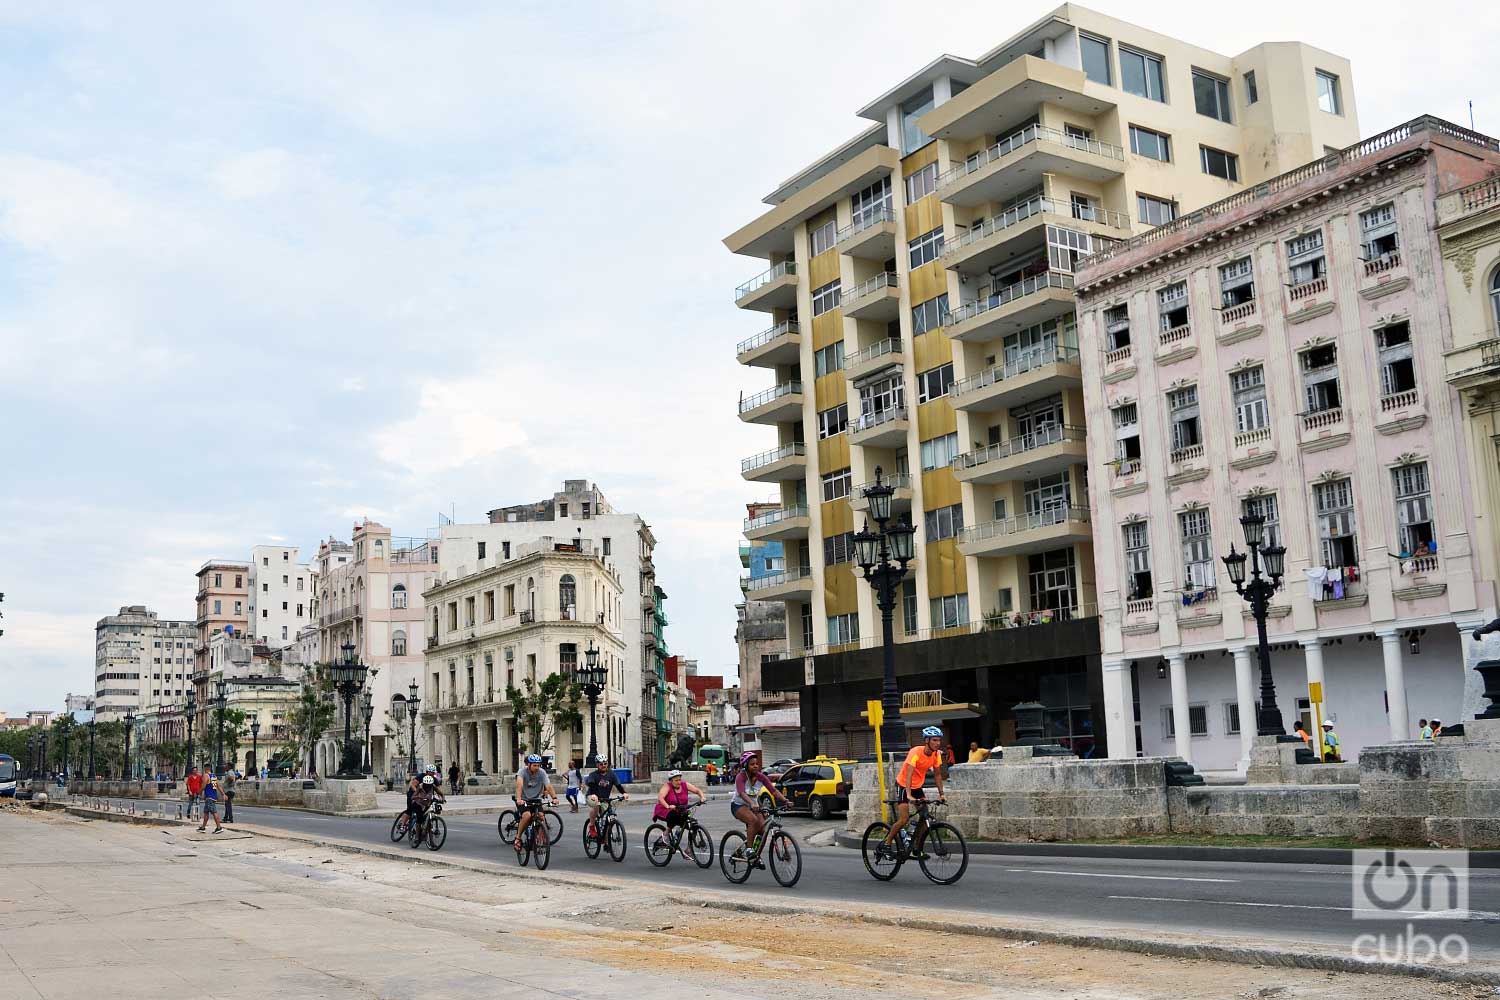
top-left (879, 725), bottom-right (947, 858)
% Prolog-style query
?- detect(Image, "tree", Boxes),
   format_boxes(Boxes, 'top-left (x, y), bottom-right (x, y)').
top-left (283, 667), bottom-right (336, 775)
top-left (148, 739), bottom-right (187, 774)
top-left (383, 713), bottom-right (428, 776)
top-left (506, 672), bottom-right (582, 758)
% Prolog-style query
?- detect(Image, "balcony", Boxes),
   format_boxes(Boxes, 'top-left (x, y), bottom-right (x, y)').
top-left (519, 609), bottom-right (536, 624)
top-left (841, 271), bottom-right (901, 321)
top-left (844, 337), bottom-right (903, 382)
top-left (736, 320), bottom-right (801, 368)
top-left (936, 125), bottom-right (1125, 209)
top-left (742, 567), bottom-right (815, 602)
top-left (950, 343), bottom-right (1081, 413)
top-left (735, 261), bottom-right (798, 312)
top-left (1299, 407), bottom-right (1348, 450)
top-left (944, 270), bottom-right (1074, 343)
top-left (319, 603), bottom-right (361, 628)
top-left (743, 504), bottom-right (811, 542)
top-left (957, 505), bottom-right (1092, 558)
top-left (942, 195), bottom-right (1128, 275)
top-left (850, 473), bottom-right (913, 514)
top-left (848, 406), bottom-right (909, 449)
top-left (738, 381), bottom-right (804, 424)
top-left (836, 207), bottom-right (898, 260)
top-left (741, 442), bottom-right (807, 483)
top-left (951, 424), bottom-right (1087, 484)
top-left (425, 636), bottom-right (439, 651)
top-left (918, 55), bottom-right (1114, 143)
top-left (1219, 299), bottom-right (1257, 327)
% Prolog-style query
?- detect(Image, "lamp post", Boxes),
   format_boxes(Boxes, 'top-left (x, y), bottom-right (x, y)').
top-left (38, 730), bottom-right (47, 784)
top-left (213, 679), bottom-right (228, 774)
top-left (249, 718), bottom-right (261, 775)
top-left (122, 710), bottom-right (134, 782)
top-left (330, 641), bottom-right (369, 778)
top-left (184, 691), bottom-right (196, 779)
top-left (59, 726), bottom-right (69, 783)
top-left (1222, 511), bottom-right (1289, 737)
top-left (25, 735), bottom-right (35, 782)
top-left (854, 467), bottom-right (920, 757)
top-left (570, 641), bottom-right (609, 766)
top-left (406, 681), bottom-right (421, 777)
top-left (87, 718), bottom-right (96, 780)
top-left (360, 689), bottom-right (374, 776)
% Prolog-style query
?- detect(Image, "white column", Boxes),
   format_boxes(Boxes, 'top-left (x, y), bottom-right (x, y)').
top-left (1301, 637), bottom-right (1326, 727)
top-left (1168, 652), bottom-right (1191, 762)
top-left (1232, 646), bottom-right (1256, 770)
top-left (1101, 658), bottom-right (1137, 759)
top-left (1379, 629), bottom-right (1409, 740)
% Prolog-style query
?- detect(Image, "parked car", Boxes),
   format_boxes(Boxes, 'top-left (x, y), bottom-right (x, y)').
top-left (758, 755), bottom-right (855, 820)
top-left (762, 757), bottom-right (800, 782)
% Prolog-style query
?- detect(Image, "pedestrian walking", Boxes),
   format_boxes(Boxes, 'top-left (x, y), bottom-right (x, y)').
top-left (197, 773), bottom-right (224, 834)
top-left (184, 766), bottom-right (203, 821)
top-left (448, 763), bottom-right (460, 796)
top-left (1431, 718), bottom-right (1444, 738)
top-left (564, 759), bottom-right (582, 812)
top-left (223, 770), bottom-right (238, 823)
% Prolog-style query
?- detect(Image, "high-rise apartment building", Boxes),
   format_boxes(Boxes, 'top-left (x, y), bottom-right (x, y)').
top-left (737, 502), bottom-right (794, 727)
top-left (94, 605), bottom-right (196, 722)
top-left (727, 4), bottom-right (1360, 758)
top-left (247, 544), bottom-right (315, 648)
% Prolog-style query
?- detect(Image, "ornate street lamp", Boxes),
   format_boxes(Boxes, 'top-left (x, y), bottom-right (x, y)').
top-left (87, 718), bottom-right (96, 780)
top-left (360, 689), bottom-right (374, 776)
top-left (249, 718), bottom-right (261, 775)
top-left (213, 679), bottom-right (228, 774)
top-left (59, 725), bottom-right (70, 783)
top-left (122, 709), bottom-right (135, 782)
top-left (569, 641), bottom-right (610, 766)
top-left (406, 681), bottom-right (421, 777)
top-left (184, 690), bottom-right (197, 778)
top-left (25, 735), bottom-right (36, 782)
top-left (855, 466), bottom-right (920, 757)
top-left (330, 641), bottom-right (369, 777)
top-left (1223, 511), bottom-right (1289, 737)
top-left (37, 730), bottom-right (47, 784)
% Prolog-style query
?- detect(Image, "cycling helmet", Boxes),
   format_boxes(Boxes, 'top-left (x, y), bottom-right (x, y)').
top-left (738, 750), bottom-right (759, 767)
top-left (595, 757), bottom-right (609, 767)
top-left (421, 775), bottom-right (434, 785)
top-left (921, 725), bottom-right (944, 739)
top-left (668, 769), bottom-right (683, 779)
top-left (525, 754), bottom-right (543, 765)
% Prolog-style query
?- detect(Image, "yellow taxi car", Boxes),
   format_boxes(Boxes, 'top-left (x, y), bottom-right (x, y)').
top-left (757, 755), bottom-right (856, 820)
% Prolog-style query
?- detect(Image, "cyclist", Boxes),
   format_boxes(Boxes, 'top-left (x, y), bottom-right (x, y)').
top-left (395, 771), bottom-right (423, 835)
top-left (730, 751), bottom-right (788, 862)
top-left (512, 754), bottom-right (558, 852)
top-left (584, 757), bottom-right (627, 838)
top-left (654, 769), bottom-right (707, 857)
top-left (408, 774), bottom-right (445, 844)
top-left (879, 725), bottom-right (946, 859)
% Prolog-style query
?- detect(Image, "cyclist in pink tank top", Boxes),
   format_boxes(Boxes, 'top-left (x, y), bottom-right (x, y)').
top-left (653, 769), bottom-right (705, 831)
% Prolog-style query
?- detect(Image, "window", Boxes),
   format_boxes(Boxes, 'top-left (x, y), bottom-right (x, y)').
top-left (504, 584), bottom-right (515, 616)
top-left (1164, 704), bottom-right (1210, 738)
top-left (827, 612), bottom-right (860, 645)
top-left (477, 541), bottom-right (486, 560)
top-left (296, 603), bottom-right (303, 616)
top-left (1104, 303), bottom-right (1131, 350)
top-left (916, 363), bottom-right (954, 403)
top-left (1119, 46), bottom-right (1165, 101)
top-left (1316, 70), bottom-right (1342, 114)
top-left (911, 294), bottom-right (949, 335)
top-left (1122, 522), bottom-right (1152, 600)
top-left (1023, 470), bottom-right (1071, 519)
top-left (213, 599), bottom-right (222, 614)
top-left (1168, 386), bottom-right (1200, 452)
top-left (1157, 281), bottom-right (1188, 330)
top-left (1193, 70), bottom-right (1232, 122)
top-left (484, 590), bottom-right (495, 622)
top-left (902, 580), bottom-right (918, 634)
top-left (1080, 32), bottom-right (1111, 84)
top-left (1360, 203), bottom-right (1399, 261)
top-left (1112, 402), bottom-right (1141, 463)
top-left (1179, 509), bottom-right (1215, 589)
top-left (1069, 191), bottom-right (1098, 222)
top-left (920, 432), bottom-right (959, 471)
top-left (262, 583), bottom-right (269, 593)
top-left (809, 219), bottom-right (836, 257)
top-left (1199, 145), bottom-right (1239, 181)
top-left (817, 403), bottom-right (848, 439)
top-left (1242, 493), bottom-right (1281, 549)
top-left (213, 573), bottom-right (222, 587)
top-left (813, 342), bottom-right (845, 377)
top-left (1301, 344), bottom-right (1341, 413)
top-left (1137, 194), bottom-right (1176, 226)
top-left (392, 630), bottom-right (407, 657)
top-left (904, 161), bottom-right (938, 202)
top-left (821, 468), bottom-right (852, 502)
top-left (851, 177), bottom-right (892, 227)
top-left (811, 279), bottom-right (841, 316)
top-left (1286, 230), bottom-right (1327, 286)
top-left (800, 606), bottom-right (814, 649)
top-left (281, 601), bottom-right (288, 611)
top-left (392, 584), bottom-right (407, 609)
top-left (900, 87), bottom-right (934, 153)
top-left (602, 537), bottom-right (611, 556)
top-left (908, 226), bottom-right (944, 268)
top-left (924, 504), bottom-right (963, 541)
top-left (559, 502), bottom-right (568, 517)
top-left (1492, 268), bottom-right (1500, 332)
top-left (1394, 463), bottom-right (1435, 555)
top-left (1230, 366), bottom-right (1268, 432)
top-left (930, 593), bottom-right (970, 629)
top-left (823, 532), bottom-right (856, 566)
top-left (1028, 547), bottom-right (1077, 612)
top-left (1314, 478), bottom-right (1358, 567)
top-left (296, 577), bottom-right (304, 591)
top-left (858, 371), bottom-right (904, 422)
top-left (1376, 322), bottom-right (1416, 396)
top-left (1129, 125), bottom-right (1171, 161)
top-left (464, 595), bottom-right (475, 626)
top-left (1046, 224), bottom-right (1100, 272)
top-left (234, 600), bottom-right (242, 614)
top-left (1244, 70), bottom-right (1258, 105)
top-left (1219, 257), bottom-right (1254, 307)
top-left (502, 541), bottom-right (510, 559)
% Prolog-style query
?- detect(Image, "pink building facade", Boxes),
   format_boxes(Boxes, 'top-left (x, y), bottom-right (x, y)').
top-left (1075, 117), bottom-right (1500, 771)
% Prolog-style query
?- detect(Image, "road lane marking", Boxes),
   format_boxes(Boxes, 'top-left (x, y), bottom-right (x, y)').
top-left (1005, 868), bottom-right (1237, 883)
top-left (1108, 894), bottom-right (1500, 919)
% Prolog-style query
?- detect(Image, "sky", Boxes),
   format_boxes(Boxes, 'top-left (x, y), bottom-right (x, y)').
top-left (1, 1), bottom-right (1497, 715)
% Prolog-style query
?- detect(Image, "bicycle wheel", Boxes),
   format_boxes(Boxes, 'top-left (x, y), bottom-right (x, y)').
top-left (643, 823), bottom-right (674, 867)
top-left (605, 817), bottom-right (627, 862)
top-left (497, 809), bottom-right (518, 843)
top-left (917, 822), bottom-right (968, 885)
top-left (514, 824), bottom-right (531, 867)
top-left (768, 830), bottom-right (802, 888)
top-left (426, 816), bottom-right (447, 852)
top-left (389, 814), bottom-right (407, 843)
top-left (583, 817), bottom-right (602, 859)
top-left (718, 830), bottom-right (752, 884)
top-left (544, 808), bottom-right (564, 844)
top-left (860, 822), bottom-right (902, 881)
top-left (687, 823), bottom-right (714, 869)
top-left (532, 824), bottom-right (551, 871)
top-left (407, 819), bottom-right (422, 847)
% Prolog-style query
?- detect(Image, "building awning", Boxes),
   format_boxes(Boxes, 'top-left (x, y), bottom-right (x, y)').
top-left (860, 690), bottom-right (986, 724)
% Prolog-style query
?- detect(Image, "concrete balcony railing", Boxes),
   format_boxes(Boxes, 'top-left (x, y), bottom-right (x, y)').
top-left (1439, 174), bottom-right (1500, 222)
top-left (1158, 324), bottom-right (1191, 349)
top-left (1380, 388), bottom-right (1421, 412)
top-left (944, 270), bottom-right (1074, 342)
top-left (738, 381), bottom-right (804, 424)
top-left (1103, 344), bottom-right (1133, 366)
top-left (936, 124), bottom-right (1125, 208)
top-left (1233, 426), bottom-right (1272, 449)
top-left (848, 405), bottom-right (909, 448)
top-left (844, 337), bottom-right (902, 381)
top-left (1287, 275), bottom-right (1328, 303)
top-left (735, 261), bottom-right (797, 311)
top-left (1301, 407), bottom-right (1344, 432)
top-left (957, 505), bottom-right (1091, 558)
top-left (736, 320), bottom-right (801, 368)
top-left (740, 442), bottom-right (806, 482)
top-left (950, 343), bottom-right (1081, 413)
top-left (1364, 250), bottom-right (1402, 278)
top-left (951, 424), bottom-right (1086, 484)
top-left (1220, 300), bottom-right (1257, 325)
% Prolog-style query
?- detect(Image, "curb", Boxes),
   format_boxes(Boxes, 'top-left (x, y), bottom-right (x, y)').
top-left (830, 831), bottom-right (1500, 867)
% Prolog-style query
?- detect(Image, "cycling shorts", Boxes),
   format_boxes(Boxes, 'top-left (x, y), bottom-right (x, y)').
top-left (895, 785), bottom-right (927, 804)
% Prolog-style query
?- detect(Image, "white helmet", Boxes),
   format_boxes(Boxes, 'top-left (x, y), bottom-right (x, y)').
top-left (421, 775), bottom-right (434, 785)
top-left (668, 769), bottom-right (683, 779)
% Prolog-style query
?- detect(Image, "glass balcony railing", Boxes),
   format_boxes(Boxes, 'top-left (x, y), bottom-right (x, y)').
top-left (936, 124), bottom-right (1124, 191)
top-left (736, 320), bottom-right (799, 356)
top-left (744, 505), bottom-right (810, 533)
top-left (951, 343), bottom-right (1080, 398)
top-left (735, 260), bottom-right (796, 300)
top-left (945, 270), bottom-right (1073, 328)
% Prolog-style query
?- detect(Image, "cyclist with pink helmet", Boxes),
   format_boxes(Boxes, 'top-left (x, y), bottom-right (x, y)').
top-left (731, 750), bottom-right (788, 860)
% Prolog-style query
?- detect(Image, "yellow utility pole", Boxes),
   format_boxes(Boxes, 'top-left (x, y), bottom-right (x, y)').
top-left (868, 699), bottom-right (888, 823)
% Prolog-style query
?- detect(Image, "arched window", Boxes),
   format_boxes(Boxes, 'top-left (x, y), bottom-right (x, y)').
top-left (392, 629), bottom-right (407, 656)
top-left (559, 574), bottom-right (576, 619)
top-left (392, 583), bottom-right (407, 609)
top-left (526, 577), bottom-right (535, 612)
top-left (1491, 266), bottom-right (1500, 333)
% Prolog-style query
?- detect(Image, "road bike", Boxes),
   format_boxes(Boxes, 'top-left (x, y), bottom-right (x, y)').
top-left (512, 799), bottom-right (552, 869)
top-left (860, 796), bottom-right (967, 884)
top-left (643, 801), bottom-right (713, 868)
top-left (498, 800), bottom-right (563, 845)
top-left (407, 802), bottom-right (447, 852)
top-left (582, 799), bottom-right (627, 862)
top-left (719, 805), bottom-right (801, 887)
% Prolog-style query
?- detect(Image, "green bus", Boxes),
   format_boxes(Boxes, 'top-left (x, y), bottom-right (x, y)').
top-left (694, 744), bottom-right (728, 778)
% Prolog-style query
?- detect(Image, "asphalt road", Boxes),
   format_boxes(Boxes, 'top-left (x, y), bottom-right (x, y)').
top-left (83, 796), bottom-right (1500, 961)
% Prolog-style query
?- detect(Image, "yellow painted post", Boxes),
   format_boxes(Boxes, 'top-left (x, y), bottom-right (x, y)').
top-left (1308, 681), bottom-right (1325, 759)
top-left (868, 699), bottom-right (888, 824)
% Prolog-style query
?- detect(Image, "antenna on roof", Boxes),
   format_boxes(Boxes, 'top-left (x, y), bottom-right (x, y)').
top-left (1472, 100), bottom-right (1476, 130)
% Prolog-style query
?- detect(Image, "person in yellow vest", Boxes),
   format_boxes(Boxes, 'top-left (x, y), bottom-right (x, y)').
top-left (1419, 718), bottom-right (1434, 740)
top-left (1321, 720), bottom-right (1342, 762)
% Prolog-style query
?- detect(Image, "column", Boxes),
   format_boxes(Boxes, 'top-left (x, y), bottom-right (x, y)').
top-left (1101, 659), bottom-right (1137, 759)
top-left (1301, 636), bottom-right (1326, 730)
top-left (1168, 652), bottom-right (1191, 762)
top-left (1379, 629), bottom-right (1409, 740)
top-left (1232, 647), bottom-right (1255, 770)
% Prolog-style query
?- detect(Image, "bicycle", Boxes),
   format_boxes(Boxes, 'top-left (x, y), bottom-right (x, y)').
top-left (389, 810), bottom-right (411, 843)
top-left (512, 799), bottom-right (551, 869)
top-left (860, 796), bottom-right (967, 884)
top-left (582, 800), bottom-right (627, 862)
top-left (643, 801), bottom-right (713, 868)
top-left (407, 802), bottom-right (447, 852)
top-left (498, 801), bottom-right (563, 846)
top-left (719, 805), bottom-right (801, 887)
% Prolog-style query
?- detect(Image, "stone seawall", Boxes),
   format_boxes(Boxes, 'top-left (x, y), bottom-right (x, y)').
top-left (1167, 785), bottom-right (1360, 838)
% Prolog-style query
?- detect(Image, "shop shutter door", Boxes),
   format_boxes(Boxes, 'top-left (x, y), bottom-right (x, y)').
top-left (761, 729), bottom-right (802, 763)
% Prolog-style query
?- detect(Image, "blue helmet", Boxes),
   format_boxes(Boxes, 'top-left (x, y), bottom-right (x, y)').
top-left (525, 754), bottom-right (543, 765)
top-left (921, 726), bottom-right (943, 739)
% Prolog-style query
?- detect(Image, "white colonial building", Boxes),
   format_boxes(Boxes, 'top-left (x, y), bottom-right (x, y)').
top-left (247, 544), bottom-right (315, 649)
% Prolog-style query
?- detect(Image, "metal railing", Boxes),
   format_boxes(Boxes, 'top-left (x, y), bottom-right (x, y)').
top-left (779, 604), bottom-right (1100, 658)
top-left (937, 124), bottom-right (1124, 190)
top-left (738, 380), bottom-right (803, 414)
top-left (951, 343), bottom-right (1080, 399)
top-left (945, 195), bottom-right (1128, 257)
top-left (319, 603), bottom-right (360, 627)
top-left (843, 271), bottom-right (899, 306)
top-left (952, 424), bottom-right (1085, 472)
top-left (741, 442), bottom-right (806, 473)
top-left (836, 206), bottom-right (896, 243)
top-left (945, 270), bottom-right (1073, 327)
top-left (851, 405), bottom-right (908, 434)
top-left (958, 505), bottom-right (1090, 545)
top-left (736, 320), bottom-right (799, 357)
top-left (851, 472), bottom-right (912, 505)
top-left (743, 567), bottom-right (813, 593)
top-left (846, 337), bottom-right (902, 368)
top-left (735, 260), bottom-right (796, 300)
top-left (744, 504), bottom-right (810, 533)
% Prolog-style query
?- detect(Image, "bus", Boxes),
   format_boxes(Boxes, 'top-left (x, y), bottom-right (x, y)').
top-left (0, 754), bottom-right (16, 797)
top-left (694, 744), bottom-right (728, 780)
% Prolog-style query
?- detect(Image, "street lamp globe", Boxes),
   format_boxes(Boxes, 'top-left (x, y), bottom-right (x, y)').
top-left (1222, 545), bottom-right (1248, 586)
top-left (1239, 511), bottom-right (1266, 549)
top-left (853, 526), bottom-right (881, 570)
top-left (1262, 544), bottom-right (1287, 581)
top-left (250, 719), bottom-right (261, 740)
top-left (408, 680), bottom-right (420, 703)
top-left (887, 522), bottom-right (918, 564)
